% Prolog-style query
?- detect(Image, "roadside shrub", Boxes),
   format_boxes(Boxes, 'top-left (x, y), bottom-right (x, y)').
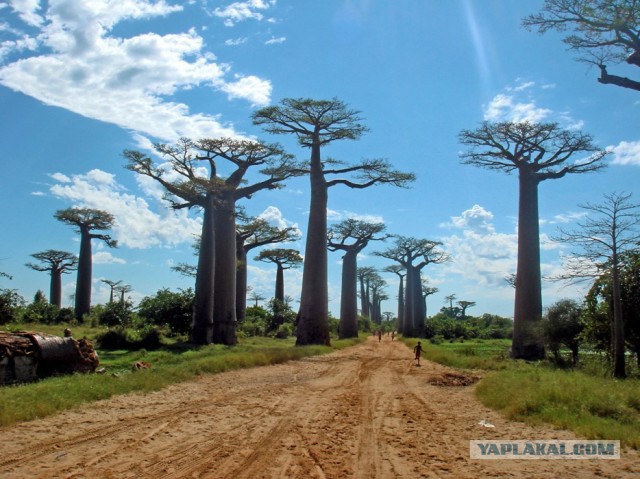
top-left (98, 301), bottom-right (135, 327)
top-left (22, 291), bottom-right (61, 324)
top-left (274, 323), bottom-right (293, 339)
top-left (238, 315), bottom-right (266, 337)
top-left (96, 326), bottom-right (163, 350)
top-left (137, 288), bottom-right (194, 335)
top-left (0, 289), bottom-right (25, 324)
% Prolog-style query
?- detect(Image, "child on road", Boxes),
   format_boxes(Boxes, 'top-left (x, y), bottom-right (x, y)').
top-left (413, 341), bottom-right (423, 366)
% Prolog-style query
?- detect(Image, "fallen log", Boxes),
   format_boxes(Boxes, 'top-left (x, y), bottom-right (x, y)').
top-left (0, 331), bottom-right (99, 385)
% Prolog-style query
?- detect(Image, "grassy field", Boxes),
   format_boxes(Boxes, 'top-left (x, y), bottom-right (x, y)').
top-left (0, 324), bottom-right (363, 428)
top-left (402, 337), bottom-right (640, 450)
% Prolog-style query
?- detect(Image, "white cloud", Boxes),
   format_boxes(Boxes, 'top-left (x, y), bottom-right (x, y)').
top-left (484, 93), bottom-right (551, 123)
top-left (7, 0), bottom-right (43, 27)
top-left (31, 190), bottom-right (45, 196)
top-left (258, 206), bottom-right (301, 235)
top-left (511, 80), bottom-right (534, 92)
top-left (49, 172), bottom-right (71, 183)
top-left (440, 204), bottom-right (495, 234)
top-left (440, 205), bottom-right (517, 288)
top-left (0, 0), bottom-right (272, 142)
top-left (546, 211), bottom-right (589, 224)
top-left (608, 140), bottom-right (640, 166)
top-left (50, 168), bottom-right (202, 249)
top-left (220, 74), bottom-right (272, 106)
top-left (326, 209), bottom-right (385, 224)
top-left (483, 81), bottom-right (585, 131)
top-left (265, 36), bottom-right (286, 45)
top-left (93, 251), bottom-right (126, 265)
top-left (213, 0), bottom-right (276, 27)
top-left (225, 37), bottom-right (248, 46)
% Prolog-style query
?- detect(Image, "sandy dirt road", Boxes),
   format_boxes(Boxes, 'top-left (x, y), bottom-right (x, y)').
top-left (1, 336), bottom-right (639, 478)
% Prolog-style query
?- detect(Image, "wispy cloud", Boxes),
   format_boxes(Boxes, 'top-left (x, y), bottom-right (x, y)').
top-left (225, 37), bottom-right (248, 46)
top-left (213, 0), bottom-right (276, 27)
top-left (265, 36), bottom-right (286, 45)
top-left (327, 209), bottom-right (384, 224)
top-left (484, 80), bottom-right (582, 129)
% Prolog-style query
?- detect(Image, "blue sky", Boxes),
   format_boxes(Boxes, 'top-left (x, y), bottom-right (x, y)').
top-left (1, 0), bottom-right (638, 319)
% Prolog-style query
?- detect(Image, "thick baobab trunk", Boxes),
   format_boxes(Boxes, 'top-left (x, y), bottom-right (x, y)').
top-left (397, 274), bottom-right (404, 333)
top-left (236, 242), bottom-right (248, 322)
top-left (212, 194), bottom-right (238, 346)
top-left (512, 171), bottom-right (545, 360)
top-left (296, 142), bottom-right (330, 346)
top-left (272, 263), bottom-right (286, 329)
top-left (611, 258), bottom-right (626, 378)
top-left (50, 269), bottom-right (62, 308)
top-left (411, 266), bottom-right (425, 336)
top-left (403, 265), bottom-right (415, 337)
top-left (339, 251), bottom-right (359, 338)
top-left (74, 229), bottom-right (92, 321)
top-left (360, 275), bottom-right (369, 318)
top-left (190, 194), bottom-right (215, 345)
top-left (275, 263), bottom-right (285, 302)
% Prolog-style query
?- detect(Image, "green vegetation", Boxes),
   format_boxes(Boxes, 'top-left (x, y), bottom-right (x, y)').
top-left (402, 336), bottom-right (640, 449)
top-left (477, 368), bottom-right (640, 449)
top-left (402, 338), bottom-right (513, 370)
top-left (0, 332), bottom-right (363, 428)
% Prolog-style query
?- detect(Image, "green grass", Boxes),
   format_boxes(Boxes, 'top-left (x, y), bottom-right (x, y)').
top-left (401, 336), bottom-right (640, 449)
top-left (0, 330), bottom-right (363, 428)
top-left (476, 368), bottom-right (640, 449)
top-left (401, 338), bottom-right (514, 370)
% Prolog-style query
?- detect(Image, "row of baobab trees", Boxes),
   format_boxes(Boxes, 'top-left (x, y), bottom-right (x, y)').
top-left (25, 97), bottom-right (617, 370)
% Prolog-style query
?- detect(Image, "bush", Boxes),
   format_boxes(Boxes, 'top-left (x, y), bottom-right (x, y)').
top-left (137, 288), bottom-right (194, 335)
top-left (98, 301), bottom-right (135, 327)
top-left (22, 291), bottom-right (61, 324)
top-left (96, 326), bottom-right (164, 350)
top-left (0, 289), bottom-right (24, 324)
top-left (238, 315), bottom-right (266, 337)
top-left (274, 323), bottom-right (293, 339)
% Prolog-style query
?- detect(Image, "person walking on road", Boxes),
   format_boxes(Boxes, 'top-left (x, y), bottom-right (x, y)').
top-left (413, 341), bottom-right (423, 366)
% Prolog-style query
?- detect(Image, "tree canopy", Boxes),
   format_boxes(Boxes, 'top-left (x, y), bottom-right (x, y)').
top-left (523, 0), bottom-right (640, 91)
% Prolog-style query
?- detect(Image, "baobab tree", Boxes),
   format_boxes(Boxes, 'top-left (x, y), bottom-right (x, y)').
top-left (376, 236), bottom-right (449, 337)
top-left (115, 284), bottom-right (132, 305)
top-left (248, 291), bottom-right (266, 307)
top-left (523, 0), bottom-right (640, 92)
top-left (54, 208), bottom-right (117, 320)
top-left (444, 294), bottom-right (458, 317)
top-left (358, 266), bottom-right (377, 320)
top-left (125, 138), bottom-right (301, 345)
top-left (457, 300), bottom-right (476, 320)
top-left (236, 216), bottom-right (299, 321)
top-left (328, 218), bottom-right (388, 338)
top-left (384, 264), bottom-right (406, 333)
top-left (422, 281), bottom-right (438, 319)
top-left (255, 248), bottom-right (303, 327)
top-left (553, 192), bottom-right (640, 378)
top-left (459, 121), bottom-right (608, 359)
top-left (101, 279), bottom-right (122, 303)
top-left (368, 274), bottom-right (387, 325)
top-left (26, 250), bottom-right (78, 308)
top-left (253, 98), bottom-right (414, 346)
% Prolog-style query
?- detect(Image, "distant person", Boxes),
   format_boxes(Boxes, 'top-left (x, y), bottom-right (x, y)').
top-left (391, 331), bottom-right (395, 341)
top-left (378, 330), bottom-right (382, 342)
top-left (413, 341), bottom-right (423, 366)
